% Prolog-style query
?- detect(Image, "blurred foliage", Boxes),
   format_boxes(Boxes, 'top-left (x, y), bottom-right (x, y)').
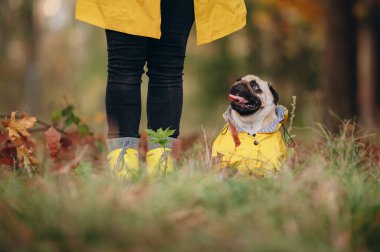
top-left (52, 104), bottom-right (91, 137)
top-left (74, 161), bottom-right (93, 178)
top-left (0, 120), bottom-right (379, 251)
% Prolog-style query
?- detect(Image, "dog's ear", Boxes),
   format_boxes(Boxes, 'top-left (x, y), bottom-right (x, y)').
top-left (268, 82), bottom-right (279, 105)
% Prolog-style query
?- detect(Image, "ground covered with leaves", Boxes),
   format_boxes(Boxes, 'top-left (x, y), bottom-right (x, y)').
top-left (0, 109), bottom-right (379, 251)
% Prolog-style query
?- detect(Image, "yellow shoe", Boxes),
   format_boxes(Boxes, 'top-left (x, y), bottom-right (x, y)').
top-left (107, 148), bottom-right (139, 179)
top-left (146, 148), bottom-right (175, 177)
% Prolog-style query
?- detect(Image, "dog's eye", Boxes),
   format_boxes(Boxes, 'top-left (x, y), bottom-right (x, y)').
top-left (251, 81), bottom-right (262, 93)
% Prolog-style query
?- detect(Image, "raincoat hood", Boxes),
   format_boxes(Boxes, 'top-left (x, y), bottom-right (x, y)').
top-left (212, 105), bottom-right (288, 177)
top-left (75, 0), bottom-right (247, 46)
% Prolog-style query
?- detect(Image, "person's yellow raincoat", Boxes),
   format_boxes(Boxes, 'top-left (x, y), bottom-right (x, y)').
top-left (75, 0), bottom-right (247, 45)
top-left (212, 105), bottom-right (288, 177)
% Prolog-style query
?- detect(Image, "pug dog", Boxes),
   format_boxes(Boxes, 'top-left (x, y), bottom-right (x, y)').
top-left (211, 74), bottom-right (288, 177)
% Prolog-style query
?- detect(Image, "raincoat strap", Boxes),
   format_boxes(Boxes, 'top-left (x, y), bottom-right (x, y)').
top-left (227, 119), bottom-right (241, 147)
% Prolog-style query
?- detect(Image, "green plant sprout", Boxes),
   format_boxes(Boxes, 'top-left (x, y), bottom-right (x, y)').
top-left (51, 105), bottom-right (91, 137)
top-left (145, 127), bottom-right (175, 175)
top-left (287, 96), bottom-right (297, 134)
top-left (284, 96), bottom-right (297, 145)
top-left (74, 161), bottom-right (93, 178)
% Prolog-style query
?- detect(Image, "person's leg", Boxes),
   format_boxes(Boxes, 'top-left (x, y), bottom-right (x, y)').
top-left (105, 29), bottom-right (148, 151)
top-left (146, 0), bottom-right (195, 148)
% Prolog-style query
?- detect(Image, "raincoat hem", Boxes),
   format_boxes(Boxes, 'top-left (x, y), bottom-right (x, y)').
top-left (196, 18), bottom-right (246, 46)
top-left (75, 1), bottom-right (161, 39)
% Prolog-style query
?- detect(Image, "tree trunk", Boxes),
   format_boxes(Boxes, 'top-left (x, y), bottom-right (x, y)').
top-left (372, 1), bottom-right (380, 121)
top-left (357, 0), bottom-right (380, 129)
top-left (23, 0), bottom-right (39, 115)
top-left (358, 26), bottom-right (376, 128)
top-left (323, 0), bottom-right (358, 131)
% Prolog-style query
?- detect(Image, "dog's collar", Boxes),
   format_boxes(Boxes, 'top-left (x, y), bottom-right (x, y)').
top-left (223, 105), bottom-right (287, 135)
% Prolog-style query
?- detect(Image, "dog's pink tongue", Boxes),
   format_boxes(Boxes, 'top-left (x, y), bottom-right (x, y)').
top-left (229, 94), bottom-right (248, 104)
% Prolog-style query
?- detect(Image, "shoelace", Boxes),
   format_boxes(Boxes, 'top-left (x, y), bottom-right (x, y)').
top-left (114, 139), bottom-right (133, 174)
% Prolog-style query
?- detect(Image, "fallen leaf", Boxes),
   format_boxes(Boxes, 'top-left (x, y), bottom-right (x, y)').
top-left (44, 126), bottom-right (62, 158)
top-left (0, 157), bottom-right (14, 166)
top-left (17, 145), bottom-right (38, 166)
top-left (0, 133), bottom-right (9, 152)
top-left (0, 132), bottom-right (8, 144)
top-left (0, 139), bottom-right (17, 167)
top-left (1, 111), bottom-right (37, 140)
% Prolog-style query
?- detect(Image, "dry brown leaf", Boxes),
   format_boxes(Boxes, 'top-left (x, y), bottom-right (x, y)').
top-left (44, 126), bottom-right (62, 158)
top-left (17, 145), bottom-right (38, 166)
top-left (1, 111), bottom-right (37, 140)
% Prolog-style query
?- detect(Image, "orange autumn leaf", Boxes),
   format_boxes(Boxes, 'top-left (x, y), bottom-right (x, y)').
top-left (17, 144), bottom-right (38, 166)
top-left (1, 111), bottom-right (37, 140)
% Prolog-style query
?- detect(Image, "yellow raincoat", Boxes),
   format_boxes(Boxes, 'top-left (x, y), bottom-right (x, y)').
top-left (75, 0), bottom-right (247, 45)
top-left (212, 105), bottom-right (288, 177)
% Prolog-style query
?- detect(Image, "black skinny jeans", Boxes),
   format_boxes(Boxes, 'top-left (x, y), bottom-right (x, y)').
top-left (105, 0), bottom-right (195, 139)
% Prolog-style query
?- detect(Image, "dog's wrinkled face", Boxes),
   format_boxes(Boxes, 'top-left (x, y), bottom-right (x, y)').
top-left (229, 75), bottom-right (279, 116)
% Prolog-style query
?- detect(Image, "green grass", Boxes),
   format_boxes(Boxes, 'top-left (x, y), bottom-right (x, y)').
top-left (0, 122), bottom-right (379, 252)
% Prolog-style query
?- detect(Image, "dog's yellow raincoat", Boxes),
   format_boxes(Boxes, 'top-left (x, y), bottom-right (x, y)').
top-left (212, 105), bottom-right (288, 177)
top-left (75, 0), bottom-right (246, 46)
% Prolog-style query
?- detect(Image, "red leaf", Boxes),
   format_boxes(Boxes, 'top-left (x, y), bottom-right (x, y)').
top-left (0, 140), bottom-right (17, 167)
top-left (0, 157), bottom-right (14, 166)
top-left (44, 126), bottom-right (62, 158)
top-left (0, 133), bottom-right (8, 144)
top-left (0, 133), bottom-right (9, 152)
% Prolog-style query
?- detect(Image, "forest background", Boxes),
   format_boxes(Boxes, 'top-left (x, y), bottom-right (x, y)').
top-left (0, 0), bottom-right (379, 140)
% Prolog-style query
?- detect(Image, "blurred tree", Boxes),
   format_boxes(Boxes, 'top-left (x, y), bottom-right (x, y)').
top-left (24, 0), bottom-right (39, 115)
top-left (192, 39), bottom-right (240, 118)
top-left (323, 0), bottom-right (358, 131)
top-left (246, 0), bottom-right (323, 87)
top-left (323, 0), bottom-right (380, 130)
top-left (357, 0), bottom-right (380, 129)
top-left (0, 0), bottom-right (39, 114)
